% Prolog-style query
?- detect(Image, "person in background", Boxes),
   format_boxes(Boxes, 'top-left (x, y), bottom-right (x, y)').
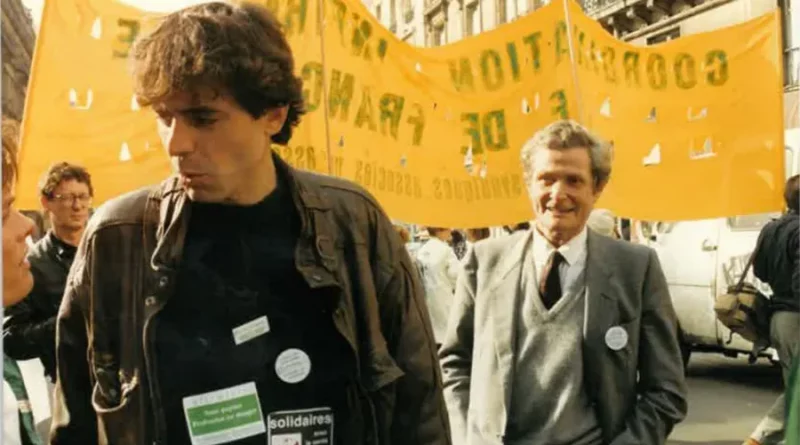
top-left (464, 227), bottom-right (491, 253)
top-left (587, 208), bottom-right (619, 239)
top-left (393, 224), bottom-right (411, 243)
top-left (452, 229), bottom-right (468, 259)
top-left (504, 222), bottom-right (531, 234)
top-left (4, 163), bottom-right (94, 382)
top-left (416, 227), bottom-right (460, 346)
top-left (465, 228), bottom-right (490, 243)
top-left (618, 218), bottom-right (632, 241)
top-left (441, 120), bottom-right (687, 445)
top-left (744, 175), bottom-right (800, 445)
top-left (2, 116), bottom-right (41, 445)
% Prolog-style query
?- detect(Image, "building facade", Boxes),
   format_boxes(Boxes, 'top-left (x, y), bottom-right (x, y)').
top-left (2, 0), bottom-right (36, 121)
top-left (365, 0), bottom-right (798, 128)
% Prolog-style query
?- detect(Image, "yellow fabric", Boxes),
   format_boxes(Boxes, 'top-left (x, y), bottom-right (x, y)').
top-left (18, 0), bottom-right (784, 226)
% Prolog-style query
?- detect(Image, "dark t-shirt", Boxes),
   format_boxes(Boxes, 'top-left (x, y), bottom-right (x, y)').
top-left (155, 178), bottom-right (357, 444)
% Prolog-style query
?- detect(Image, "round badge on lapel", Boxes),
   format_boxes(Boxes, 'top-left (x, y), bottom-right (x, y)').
top-left (275, 348), bottom-right (312, 384)
top-left (605, 326), bottom-right (628, 351)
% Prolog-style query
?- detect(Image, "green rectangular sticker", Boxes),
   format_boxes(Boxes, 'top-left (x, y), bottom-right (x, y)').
top-left (183, 382), bottom-right (266, 445)
top-left (187, 394), bottom-right (261, 435)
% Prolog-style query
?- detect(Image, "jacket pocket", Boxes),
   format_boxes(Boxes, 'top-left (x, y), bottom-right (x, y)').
top-left (91, 373), bottom-right (141, 445)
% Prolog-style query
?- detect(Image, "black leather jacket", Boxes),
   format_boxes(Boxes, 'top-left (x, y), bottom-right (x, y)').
top-left (4, 231), bottom-right (77, 380)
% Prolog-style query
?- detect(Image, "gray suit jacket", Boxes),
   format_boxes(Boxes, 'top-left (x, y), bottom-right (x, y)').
top-left (439, 229), bottom-right (688, 445)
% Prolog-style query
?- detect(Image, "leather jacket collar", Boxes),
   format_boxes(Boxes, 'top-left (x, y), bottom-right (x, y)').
top-left (146, 153), bottom-right (342, 293)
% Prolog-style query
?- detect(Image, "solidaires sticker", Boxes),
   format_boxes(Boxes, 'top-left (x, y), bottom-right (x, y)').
top-left (268, 407), bottom-right (334, 445)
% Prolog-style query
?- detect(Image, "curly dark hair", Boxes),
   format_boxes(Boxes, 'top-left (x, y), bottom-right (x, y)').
top-left (130, 2), bottom-right (305, 145)
top-left (38, 162), bottom-right (94, 199)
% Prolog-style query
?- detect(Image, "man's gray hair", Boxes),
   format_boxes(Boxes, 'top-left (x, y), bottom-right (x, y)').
top-left (520, 120), bottom-right (612, 188)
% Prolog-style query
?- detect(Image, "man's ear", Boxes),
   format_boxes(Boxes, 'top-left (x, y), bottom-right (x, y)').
top-left (263, 106), bottom-right (289, 137)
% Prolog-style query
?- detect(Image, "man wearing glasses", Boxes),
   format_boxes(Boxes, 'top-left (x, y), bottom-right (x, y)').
top-left (4, 162), bottom-right (94, 383)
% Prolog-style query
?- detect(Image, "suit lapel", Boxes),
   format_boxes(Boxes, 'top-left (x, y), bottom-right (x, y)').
top-left (484, 230), bottom-right (531, 430)
top-left (582, 231), bottom-right (618, 402)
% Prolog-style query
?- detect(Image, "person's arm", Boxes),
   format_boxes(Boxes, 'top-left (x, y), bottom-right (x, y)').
top-left (371, 213), bottom-right (451, 444)
top-left (438, 247), bottom-right (477, 445)
top-left (50, 237), bottom-right (97, 445)
top-left (3, 294), bottom-right (53, 361)
top-left (609, 250), bottom-right (688, 445)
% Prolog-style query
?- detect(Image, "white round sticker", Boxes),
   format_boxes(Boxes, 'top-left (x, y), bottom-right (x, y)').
top-left (275, 349), bottom-right (312, 384)
top-left (605, 326), bottom-right (629, 351)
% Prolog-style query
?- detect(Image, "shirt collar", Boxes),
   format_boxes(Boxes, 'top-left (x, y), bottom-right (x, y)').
top-left (532, 225), bottom-right (588, 266)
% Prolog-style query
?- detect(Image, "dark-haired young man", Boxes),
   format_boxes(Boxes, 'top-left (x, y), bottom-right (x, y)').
top-left (50, 3), bottom-right (450, 445)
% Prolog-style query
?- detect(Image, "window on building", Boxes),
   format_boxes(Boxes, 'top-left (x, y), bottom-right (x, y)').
top-left (432, 24), bottom-right (444, 46)
top-left (390, 0), bottom-right (397, 30)
top-left (780, 0), bottom-right (799, 88)
top-left (497, 0), bottom-right (507, 24)
top-left (646, 27), bottom-right (680, 45)
top-left (465, 3), bottom-right (477, 36)
top-left (403, 0), bottom-right (413, 23)
top-left (527, 0), bottom-right (547, 12)
top-left (375, 4), bottom-right (382, 22)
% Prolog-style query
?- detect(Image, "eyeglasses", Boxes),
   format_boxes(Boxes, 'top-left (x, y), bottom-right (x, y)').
top-left (50, 194), bottom-right (92, 205)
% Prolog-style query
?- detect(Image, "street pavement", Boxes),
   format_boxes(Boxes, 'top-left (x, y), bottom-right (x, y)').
top-left (668, 352), bottom-right (784, 445)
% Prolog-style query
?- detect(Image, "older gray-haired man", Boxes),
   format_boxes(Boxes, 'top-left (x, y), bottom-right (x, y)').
top-left (440, 120), bottom-right (688, 445)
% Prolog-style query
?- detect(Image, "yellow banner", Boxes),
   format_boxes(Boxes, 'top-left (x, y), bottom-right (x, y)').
top-left (18, 0), bottom-right (784, 226)
top-left (564, 0), bottom-right (785, 220)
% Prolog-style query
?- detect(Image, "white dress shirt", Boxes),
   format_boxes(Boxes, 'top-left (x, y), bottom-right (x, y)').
top-left (532, 226), bottom-right (589, 296)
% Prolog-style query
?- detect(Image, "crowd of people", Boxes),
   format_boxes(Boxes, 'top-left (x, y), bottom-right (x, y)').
top-left (0, 2), bottom-right (797, 445)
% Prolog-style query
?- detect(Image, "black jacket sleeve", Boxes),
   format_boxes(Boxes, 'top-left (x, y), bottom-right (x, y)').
top-left (3, 271), bottom-right (58, 379)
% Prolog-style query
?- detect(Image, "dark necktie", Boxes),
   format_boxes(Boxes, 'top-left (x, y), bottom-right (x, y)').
top-left (539, 251), bottom-right (565, 310)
